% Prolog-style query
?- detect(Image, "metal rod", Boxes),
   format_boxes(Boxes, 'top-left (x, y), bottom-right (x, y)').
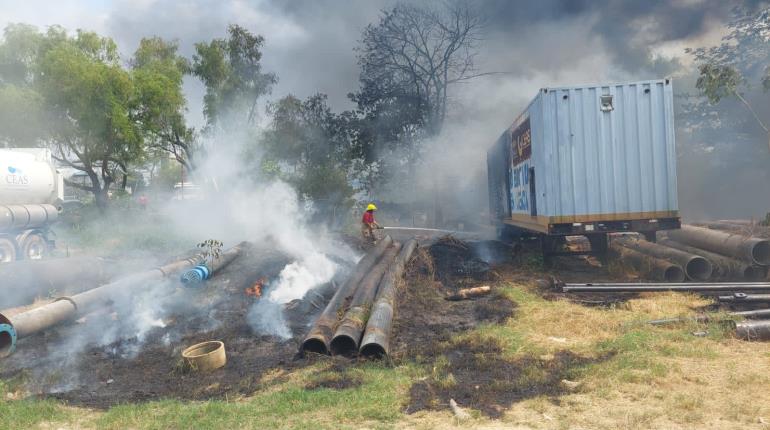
top-left (562, 283), bottom-right (770, 293)
top-left (648, 309), bottom-right (770, 325)
top-left (300, 236), bottom-right (393, 355)
top-left (330, 243), bottom-right (401, 356)
top-left (616, 238), bottom-right (712, 281)
top-left (360, 239), bottom-right (418, 358)
top-left (0, 252), bottom-right (205, 357)
top-left (665, 225), bottom-right (770, 266)
top-left (719, 293), bottom-right (770, 303)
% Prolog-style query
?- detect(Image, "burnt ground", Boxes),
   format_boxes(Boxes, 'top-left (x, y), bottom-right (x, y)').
top-left (1, 233), bottom-right (630, 413)
top-left (388, 236), bottom-right (622, 417)
top-left (0, 245), bottom-right (332, 408)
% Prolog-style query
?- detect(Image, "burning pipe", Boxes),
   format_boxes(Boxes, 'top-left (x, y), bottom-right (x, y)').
top-left (610, 242), bottom-right (685, 282)
top-left (300, 236), bottom-right (393, 355)
top-left (616, 238), bottom-right (712, 281)
top-left (658, 237), bottom-right (766, 281)
top-left (359, 239), bottom-right (418, 358)
top-left (665, 225), bottom-right (770, 266)
top-left (0, 253), bottom-right (203, 357)
top-left (330, 243), bottom-right (401, 356)
top-left (180, 241), bottom-right (248, 286)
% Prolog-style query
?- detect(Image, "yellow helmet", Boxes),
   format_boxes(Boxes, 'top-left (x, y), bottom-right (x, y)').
top-left (366, 203), bottom-right (377, 211)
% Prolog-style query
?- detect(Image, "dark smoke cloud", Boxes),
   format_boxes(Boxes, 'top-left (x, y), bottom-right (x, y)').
top-left (1, 0), bottom-right (766, 218)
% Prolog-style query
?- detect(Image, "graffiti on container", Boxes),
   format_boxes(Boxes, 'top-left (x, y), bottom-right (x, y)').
top-left (510, 160), bottom-right (530, 213)
top-left (510, 117), bottom-right (531, 165)
top-left (509, 116), bottom-right (531, 213)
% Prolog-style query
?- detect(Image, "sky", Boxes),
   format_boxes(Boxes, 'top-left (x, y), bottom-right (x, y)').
top-left (0, 0), bottom-right (747, 127)
top-left (1, 0), bottom-right (768, 219)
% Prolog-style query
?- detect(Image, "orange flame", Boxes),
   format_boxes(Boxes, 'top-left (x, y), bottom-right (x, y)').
top-left (245, 277), bottom-right (266, 298)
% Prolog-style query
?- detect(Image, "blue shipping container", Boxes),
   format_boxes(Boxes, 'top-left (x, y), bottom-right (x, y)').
top-left (488, 78), bottom-right (679, 236)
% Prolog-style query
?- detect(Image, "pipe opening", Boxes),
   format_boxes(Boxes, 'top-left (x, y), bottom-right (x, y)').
top-left (752, 241), bottom-right (770, 266)
top-left (685, 257), bottom-right (712, 281)
top-left (663, 266), bottom-right (685, 283)
top-left (360, 344), bottom-right (386, 358)
top-left (300, 339), bottom-right (328, 355)
top-left (0, 324), bottom-right (16, 357)
top-left (329, 336), bottom-right (357, 356)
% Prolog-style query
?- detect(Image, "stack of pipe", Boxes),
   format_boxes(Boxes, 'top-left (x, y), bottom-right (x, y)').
top-left (609, 242), bottom-right (685, 282)
top-left (0, 251), bottom-right (207, 357)
top-left (615, 237), bottom-right (712, 281)
top-left (300, 236), bottom-right (393, 355)
top-left (300, 236), bottom-right (418, 358)
top-left (657, 237), bottom-right (766, 281)
top-left (665, 225), bottom-right (770, 266)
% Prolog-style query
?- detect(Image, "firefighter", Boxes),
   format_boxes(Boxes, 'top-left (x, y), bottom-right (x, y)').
top-left (361, 203), bottom-right (382, 243)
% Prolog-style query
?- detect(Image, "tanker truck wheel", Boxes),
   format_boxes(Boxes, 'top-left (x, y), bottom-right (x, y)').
top-left (20, 233), bottom-right (48, 260)
top-left (0, 238), bottom-right (17, 263)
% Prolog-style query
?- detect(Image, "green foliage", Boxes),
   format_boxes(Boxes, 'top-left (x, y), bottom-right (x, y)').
top-left (696, 63), bottom-right (742, 104)
top-left (131, 37), bottom-right (198, 170)
top-left (192, 24), bottom-right (276, 133)
top-left (260, 93), bottom-right (357, 215)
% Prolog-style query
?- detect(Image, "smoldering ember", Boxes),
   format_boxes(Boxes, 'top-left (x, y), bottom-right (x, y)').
top-left (4, 1), bottom-right (770, 429)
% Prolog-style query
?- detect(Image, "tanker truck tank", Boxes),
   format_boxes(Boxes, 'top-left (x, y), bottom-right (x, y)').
top-left (0, 148), bottom-right (64, 262)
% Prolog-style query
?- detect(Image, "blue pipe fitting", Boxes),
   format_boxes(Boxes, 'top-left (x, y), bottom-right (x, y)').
top-left (0, 323), bottom-right (17, 357)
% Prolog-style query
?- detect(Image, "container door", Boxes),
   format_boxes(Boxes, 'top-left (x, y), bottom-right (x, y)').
top-left (529, 167), bottom-right (537, 216)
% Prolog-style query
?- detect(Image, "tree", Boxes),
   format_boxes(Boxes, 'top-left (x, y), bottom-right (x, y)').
top-left (35, 28), bottom-right (144, 210)
top-left (260, 94), bottom-right (355, 219)
top-left (131, 37), bottom-right (198, 172)
top-left (0, 24), bottom-right (45, 146)
top-left (192, 24), bottom-right (276, 134)
top-left (688, 6), bottom-right (770, 150)
top-left (353, 1), bottom-right (483, 137)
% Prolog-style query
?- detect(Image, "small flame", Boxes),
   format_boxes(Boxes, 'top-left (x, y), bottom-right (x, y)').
top-left (245, 277), bottom-right (266, 298)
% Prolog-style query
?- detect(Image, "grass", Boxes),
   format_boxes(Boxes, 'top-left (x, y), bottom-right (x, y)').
top-left (4, 276), bottom-right (770, 429)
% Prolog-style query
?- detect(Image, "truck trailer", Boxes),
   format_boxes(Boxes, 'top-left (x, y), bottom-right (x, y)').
top-left (487, 78), bottom-right (680, 257)
top-left (0, 148), bottom-right (62, 262)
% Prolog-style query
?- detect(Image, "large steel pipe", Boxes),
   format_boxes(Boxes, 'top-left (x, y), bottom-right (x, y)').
top-left (665, 225), bottom-right (770, 266)
top-left (360, 239), bottom-right (418, 358)
top-left (180, 241), bottom-right (248, 285)
top-left (617, 238), bottom-right (712, 281)
top-left (735, 320), bottom-right (770, 340)
top-left (610, 243), bottom-right (685, 282)
top-left (658, 238), bottom-right (766, 281)
top-left (330, 243), bottom-right (401, 356)
top-left (300, 236), bottom-right (393, 355)
top-left (0, 253), bottom-right (203, 357)
top-left (0, 257), bottom-right (124, 309)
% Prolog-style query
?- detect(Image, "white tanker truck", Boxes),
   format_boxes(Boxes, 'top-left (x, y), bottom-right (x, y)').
top-left (0, 148), bottom-right (63, 262)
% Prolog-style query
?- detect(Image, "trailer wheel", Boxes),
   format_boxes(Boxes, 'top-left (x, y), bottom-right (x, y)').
top-left (0, 238), bottom-right (17, 263)
top-left (20, 233), bottom-right (48, 260)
